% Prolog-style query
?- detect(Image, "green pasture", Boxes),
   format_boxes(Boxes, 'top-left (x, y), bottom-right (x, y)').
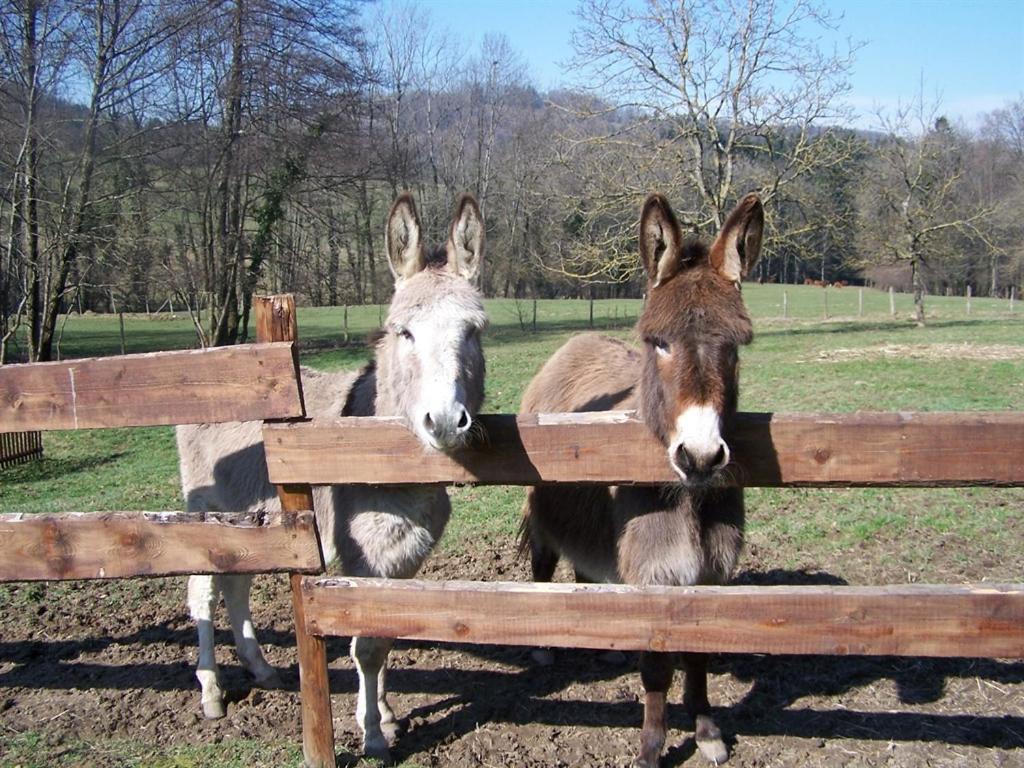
top-left (4, 284), bottom-right (1022, 537)
top-left (1, 285), bottom-right (1022, 767)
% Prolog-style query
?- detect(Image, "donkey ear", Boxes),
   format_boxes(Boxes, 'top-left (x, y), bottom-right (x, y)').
top-left (710, 193), bottom-right (764, 284)
top-left (385, 193), bottom-right (425, 281)
top-left (639, 193), bottom-right (685, 288)
top-left (446, 194), bottom-right (485, 282)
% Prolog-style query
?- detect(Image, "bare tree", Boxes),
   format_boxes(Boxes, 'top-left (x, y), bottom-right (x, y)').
top-left (164, 0), bottom-right (363, 346)
top-left (858, 90), bottom-right (995, 325)
top-left (565, 0), bottom-right (859, 270)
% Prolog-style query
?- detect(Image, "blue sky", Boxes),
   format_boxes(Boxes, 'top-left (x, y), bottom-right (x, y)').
top-left (407, 0), bottom-right (1023, 128)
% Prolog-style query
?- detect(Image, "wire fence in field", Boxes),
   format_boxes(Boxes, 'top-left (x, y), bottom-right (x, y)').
top-left (8, 285), bottom-right (1019, 362)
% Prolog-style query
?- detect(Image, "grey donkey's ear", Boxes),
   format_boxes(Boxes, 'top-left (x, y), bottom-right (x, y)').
top-left (639, 193), bottom-right (685, 288)
top-left (710, 193), bottom-right (764, 284)
top-left (446, 194), bottom-right (485, 282)
top-left (385, 193), bottom-right (426, 281)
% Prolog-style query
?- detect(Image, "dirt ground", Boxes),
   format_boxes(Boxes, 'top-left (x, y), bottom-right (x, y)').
top-left (0, 533), bottom-right (1022, 768)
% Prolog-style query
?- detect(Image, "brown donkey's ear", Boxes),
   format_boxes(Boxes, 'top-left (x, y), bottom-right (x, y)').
top-left (639, 193), bottom-right (686, 288)
top-left (446, 194), bottom-right (485, 282)
top-left (385, 192), bottom-right (426, 281)
top-left (710, 193), bottom-right (764, 284)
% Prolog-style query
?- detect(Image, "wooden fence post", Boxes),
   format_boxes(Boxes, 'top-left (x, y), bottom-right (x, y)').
top-left (255, 295), bottom-right (336, 768)
top-left (889, 286), bottom-right (895, 317)
top-left (967, 285), bottom-right (972, 316)
top-left (783, 290), bottom-right (788, 319)
top-left (858, 288), bottom-right (864, 317)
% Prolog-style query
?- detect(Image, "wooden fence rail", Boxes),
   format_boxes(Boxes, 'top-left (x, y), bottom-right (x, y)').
top-left (0, 342), bottom-right (303, 432)
top-left (263, 411), bottom-right (1024, 487)
top-left (300, 578), bottom-right (1024, 659)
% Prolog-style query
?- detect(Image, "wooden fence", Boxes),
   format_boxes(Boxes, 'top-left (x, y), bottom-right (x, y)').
top-left (0, 297), bottom-right (322, 584)
top-left (0, 430), bottom-right (42, 469)
top-left (1, 295), bottom-right (1022, 768)
top-left (262, 393), bottom-right (1024, 762)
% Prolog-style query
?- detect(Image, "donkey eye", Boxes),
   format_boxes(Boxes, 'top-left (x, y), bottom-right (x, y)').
top-left (647, 337), bottom-right (671, 357)
top-left (397, 327), bottom-right (414, 342)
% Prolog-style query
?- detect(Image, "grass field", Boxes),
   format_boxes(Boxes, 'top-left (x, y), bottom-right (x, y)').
top-left (1, 284), bottom-right (1022, 767)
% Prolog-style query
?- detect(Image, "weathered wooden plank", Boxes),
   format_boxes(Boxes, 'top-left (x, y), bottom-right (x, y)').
top-left (302, 578), bottom-right (1024, 659)
top-left (263, 411), bottom-right (1024, 487)
top-left (0, 510), bottom-right (322, 580)
top-left (0, 343), bottom-right (304, 432)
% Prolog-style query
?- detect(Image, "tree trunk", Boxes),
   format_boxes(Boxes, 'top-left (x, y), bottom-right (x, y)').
top-left (34, 1), bottom-right (109, 361)
top-left (911, 253), bottom-right (926, 327)
top-left (211, 0), bottom-right (246, 347)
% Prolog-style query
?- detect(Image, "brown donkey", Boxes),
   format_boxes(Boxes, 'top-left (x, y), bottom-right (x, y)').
top-left (520, 192), bottom-right (763, 766)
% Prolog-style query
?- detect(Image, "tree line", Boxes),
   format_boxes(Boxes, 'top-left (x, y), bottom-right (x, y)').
top-left (2, 0), bottom-right (1021, 361)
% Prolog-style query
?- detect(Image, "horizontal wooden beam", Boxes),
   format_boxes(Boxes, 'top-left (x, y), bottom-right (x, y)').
top-left (263, 411), bottom-right (1024, 487)
top-left (0, 510), bottom-right (323, 580)
top-left (301, 578), bottom-right (1024, 659)
top-left (0, 343), bottom-right (304, 432)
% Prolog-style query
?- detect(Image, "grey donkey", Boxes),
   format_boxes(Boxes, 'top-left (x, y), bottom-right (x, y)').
top-left (177, 192), bottom-right (487, 762)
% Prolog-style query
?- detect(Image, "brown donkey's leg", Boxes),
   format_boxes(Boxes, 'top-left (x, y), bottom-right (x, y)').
top-left (636, 650), bottom-right (674, 768)
top-left (527, 519), bottom-right (560, 665)
top-left (683, 652), bottom-right (728, 764)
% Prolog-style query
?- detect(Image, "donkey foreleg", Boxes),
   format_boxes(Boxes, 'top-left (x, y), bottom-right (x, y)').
top-left (352, 635), bottom-right (397, 762)
top-left (682, 652), bottom-right (728, 765)
top-left (221, 574), bottom-right (281, 689)
top-left (636, 650), bottom-right (675, 768)
top-left (188, 574), bottom-right (226, 719)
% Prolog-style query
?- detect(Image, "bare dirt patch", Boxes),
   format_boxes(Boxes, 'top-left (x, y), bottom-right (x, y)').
top-left (804, 343), bottom-right (1024, 364)
top-left (1, 499), bottom-right (1022, 767)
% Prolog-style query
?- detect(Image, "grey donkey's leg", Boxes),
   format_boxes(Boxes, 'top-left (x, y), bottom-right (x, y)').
top-left (221, 574), bottom-right (282, 689)
top-left (683, 652), bottom-right (728, 764)
top-left (188, 574), bottom-right (226, 719)
top-left (352, 635), bottom-right (398, 762)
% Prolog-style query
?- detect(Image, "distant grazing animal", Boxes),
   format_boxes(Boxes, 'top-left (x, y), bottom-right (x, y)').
top-left (520, 192), bottom-right (763, 767)
top-left (177, 193), bottom-right (487, 763)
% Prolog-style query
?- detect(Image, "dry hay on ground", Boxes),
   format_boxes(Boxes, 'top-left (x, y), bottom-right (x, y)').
top-left (805, 343), bottom-right (1024, 364)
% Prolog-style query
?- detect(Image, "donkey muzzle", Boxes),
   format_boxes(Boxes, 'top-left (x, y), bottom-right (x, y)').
top-left (422, 404), bottom-right (472, 451)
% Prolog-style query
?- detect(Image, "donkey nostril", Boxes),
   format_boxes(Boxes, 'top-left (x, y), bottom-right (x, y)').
top-left (456, 408), bottom-right (470, 431)
top-left (424, 413), bottom-right (435, 433)
top-left (711, 443), bottom-right (727, 469)
top-left (675, 445), bottom-right (694, 472)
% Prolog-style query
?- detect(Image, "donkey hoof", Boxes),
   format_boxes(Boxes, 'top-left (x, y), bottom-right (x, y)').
top-left (363, 741), bottom-right (393, 765)
top-left (201, 697), bottom-right (227, 719)
top-left (252, 668), bottom-right (284, 690)
top-left (380, 717), bottom-right (404, 745)
top-left (695, 714), bottom-right (728, 764)
top-left (696, 735), bottom-right (728, 765)
top-left (531, 648), bottom-right (555, 666)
